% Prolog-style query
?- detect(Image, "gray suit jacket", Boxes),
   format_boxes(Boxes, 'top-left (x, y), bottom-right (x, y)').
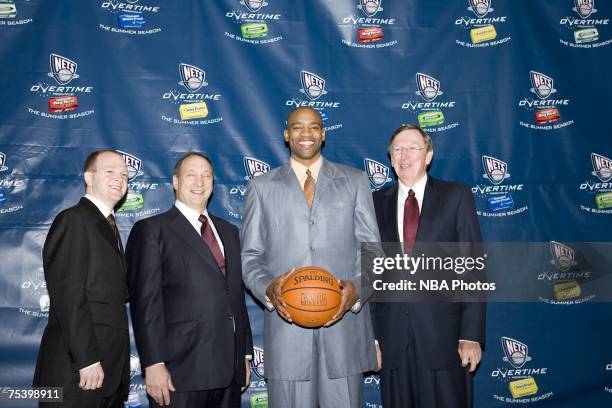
top-left (242, 159), bottom-right (380, 381)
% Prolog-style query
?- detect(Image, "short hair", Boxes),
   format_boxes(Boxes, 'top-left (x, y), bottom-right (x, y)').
top-left (174, 152), bottom-right (214, 176)
top-left (285, 106), bottom-right (323, 129)
top-left (83, 149), bottom-right (122, 173)
top-left (387, 124), bottom-right (433, 155)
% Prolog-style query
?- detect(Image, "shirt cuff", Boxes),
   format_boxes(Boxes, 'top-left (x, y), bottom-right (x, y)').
top-left (264, 295), bottom-right (275, 312)
top-left (79, 361), bottom-right (101, 371)
top-left (459, 339), bottom-right (479, 344)
top-left (245, 355), bottom-right (253, 361)
top-left (350, 299), bottom-right (361, 313)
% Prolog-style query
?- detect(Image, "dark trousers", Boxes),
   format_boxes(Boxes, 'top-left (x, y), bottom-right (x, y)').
top-left (148, 385), bottom-right (241, 408)
top-left (380, 343), bottom-right (472, 408)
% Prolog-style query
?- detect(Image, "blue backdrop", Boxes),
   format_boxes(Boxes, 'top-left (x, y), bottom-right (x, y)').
top-left (1, 1), bottom-right (611, 407)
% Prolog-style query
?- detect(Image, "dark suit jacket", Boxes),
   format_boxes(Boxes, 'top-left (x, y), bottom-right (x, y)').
top-left (372, 176), bottom-right (486, 370)
top-left (126, 206), bottom-right (253, 392)
top-left (33, 198), bottom-right (130, 398)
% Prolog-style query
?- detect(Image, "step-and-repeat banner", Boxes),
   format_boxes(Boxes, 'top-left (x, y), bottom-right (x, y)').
top-left (1, 1), bottom-right (611, 407)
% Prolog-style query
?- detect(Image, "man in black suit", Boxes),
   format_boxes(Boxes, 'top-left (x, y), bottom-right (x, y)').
top-left (126, 152), bottom-right (253, 408)
top-left (33, 149), bottom-right (130, 408)
top-left (372, 124), bottom-right (486, 408)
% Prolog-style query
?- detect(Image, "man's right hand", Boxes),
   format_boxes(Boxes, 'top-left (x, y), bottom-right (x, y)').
top-left (145, 364), bottom-right (176, 406)
top-left (265, 269), bottom-right (293, 322)
top-left (78, 363), bottom-right (104, 390)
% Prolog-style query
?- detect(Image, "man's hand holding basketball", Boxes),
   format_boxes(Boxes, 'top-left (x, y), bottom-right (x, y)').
top-left (324, 280), bottom-right (359, 327)
top-left (266, 269), bottom-right (293, 322)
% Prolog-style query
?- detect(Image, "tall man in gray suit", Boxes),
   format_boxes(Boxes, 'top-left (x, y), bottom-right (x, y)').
top-left (241, 106), bottom-right (380, 408)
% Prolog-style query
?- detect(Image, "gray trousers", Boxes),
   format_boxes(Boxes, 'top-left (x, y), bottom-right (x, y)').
top-left (267, 330), bottom-right (363, 408)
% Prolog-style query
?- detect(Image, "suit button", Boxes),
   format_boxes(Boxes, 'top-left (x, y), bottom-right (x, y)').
top-left (310, 246), bottom-right (315, 251)
top-left (309, 219), bottom-right (315, 225)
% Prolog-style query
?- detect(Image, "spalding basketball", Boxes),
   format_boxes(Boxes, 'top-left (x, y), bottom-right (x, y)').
top-left (281, 266), bottom-right (342, 328)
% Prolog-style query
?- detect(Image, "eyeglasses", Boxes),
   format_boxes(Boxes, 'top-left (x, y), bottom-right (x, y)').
top-left (391, 146), bottom-right (427, 155)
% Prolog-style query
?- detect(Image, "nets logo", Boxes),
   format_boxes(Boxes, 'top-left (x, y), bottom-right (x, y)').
top-left (243, 157), bottom-right (270, 180)
top-left (179, 63), bottom-right (207, 93)
top-left (482, 155), bottom-right (510, 185)
top-left (359, 0), bottom-right (382, 17)
top-left (364, 158), bottom-right (391, 190)
top-left (48, 54), bottom-right (79, 85)
top-left (242, 0), bottom-right (267, 12)
top-left (300, 71), bottom-right (327, 101)
top-left (251, 346), bottom-right (265, 381)
top-left (591, 152), bottom-right (612, 182)
top-left (549, 241), bottom-right (576, 272)
top-left (469, 0), bottom-right (492, 18)
top-left (416, 73), bottom-right (442, 102)
top-left (529, 71), bottom-right (556, 100)
top-left (129, 355), bottom-right (142, 380)
top-left (119, 151), bottom-right (145, 181)
top-left (574, 0), bottom-right (596, 19)
top-left (0, 152), bottom-right (7, 172)
top-left (501, 336), bottom-right (531, 369)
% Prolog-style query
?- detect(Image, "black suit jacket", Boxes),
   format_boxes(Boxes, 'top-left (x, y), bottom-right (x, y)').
top-left (33, 198), bottom-right (130, 398)
top-left (372, 177), bottom-right (486, 370)
top-left (126, 206), bottom-right (253, 392)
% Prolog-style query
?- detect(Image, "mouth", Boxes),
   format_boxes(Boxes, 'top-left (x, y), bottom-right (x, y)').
top-left (298, 140), bottom-right (315, 148)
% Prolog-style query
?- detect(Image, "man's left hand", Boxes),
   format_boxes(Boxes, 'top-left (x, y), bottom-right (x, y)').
top-left (458, 340), bottom-right (482, 372)
top-left (324, 280), bottom-right (359, 327)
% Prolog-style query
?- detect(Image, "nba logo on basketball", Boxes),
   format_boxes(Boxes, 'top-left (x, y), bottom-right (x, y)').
top-left (501, 336), bottom-right (531, 369)
top-left (179, 63), bottom-right (207, 93)
top-left (300, 71), bottom-right (327, 101)
top-left (482, 155), bottom-right (510, 185)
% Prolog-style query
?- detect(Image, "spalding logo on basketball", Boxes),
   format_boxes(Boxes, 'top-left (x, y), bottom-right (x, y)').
top-left (281, 266), bottom-right (342, 328)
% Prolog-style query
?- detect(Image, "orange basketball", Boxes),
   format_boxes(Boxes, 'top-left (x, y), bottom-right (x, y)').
top-left (281, 266), bottom-right (342, 328)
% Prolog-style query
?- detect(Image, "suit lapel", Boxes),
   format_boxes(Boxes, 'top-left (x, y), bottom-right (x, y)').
top-left (416, 177), bottom-right (440, 242)
top-left (384, 186), bottom-right (401, 242)
top-left (80, 198), bottom-right (127, 272)
top-left (311, 159), bottom-right (333, 212)
top-left (167, 206), bottom-right (224, 276)
top-left (210, 215), bottom-right (236, 280)
top-left (276, 163), bottom-right (311, 212)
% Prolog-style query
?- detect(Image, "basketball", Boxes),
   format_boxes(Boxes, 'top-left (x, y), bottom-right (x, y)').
top-left (281, 266), bottom-right (342, 328)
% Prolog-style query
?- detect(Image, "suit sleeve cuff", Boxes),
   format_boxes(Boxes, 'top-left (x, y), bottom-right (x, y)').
top-left (79, 361), bottom-right (101, 371)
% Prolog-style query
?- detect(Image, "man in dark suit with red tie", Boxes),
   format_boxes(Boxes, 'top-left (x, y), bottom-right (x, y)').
top-left (126, 152), bottom-right (253, 408)
top-left (33, 149), bottom-right (130, 407)
top-left (372, 124), bottom-right (486, 408)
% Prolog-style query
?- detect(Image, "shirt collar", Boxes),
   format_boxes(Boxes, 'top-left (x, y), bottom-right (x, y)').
top-left (290, 155), bottom-right (323, 182)
top-left (84, 194), bottom-right (114, 218)
top-left (175, 199), bottom-right (209, 223)
top-left (398, 173), bottom-right (428, 201)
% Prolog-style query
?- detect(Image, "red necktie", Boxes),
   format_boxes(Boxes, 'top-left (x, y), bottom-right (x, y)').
top-left (198, 214), bottom-right (225, 275)
top-left (403, 189), bottom-right (419, 255)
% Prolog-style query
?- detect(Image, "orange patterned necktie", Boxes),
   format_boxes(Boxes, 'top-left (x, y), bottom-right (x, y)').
top-left (304, 169), bottom-right (315, 208)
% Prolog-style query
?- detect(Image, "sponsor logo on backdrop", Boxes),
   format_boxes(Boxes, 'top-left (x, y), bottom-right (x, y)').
top-left (115, 151), bottom-right (160, 218)
top-left (364, 158), bottom-right (391, 190)
top-left (0, 152), bottom-right (25, 215)
top-left (454, 0), bottom-right (511, 47)
top-left (224, 0), bottom-right (283, 44)
top-left (471, 155), bottom-right (527, 217)
top-left (579, 152), bottom-right (612, 214)
top-left (160, 63), bottom-right (223, 126)
top-left (340, 0), bottom-right (398, 49)
top-left (559, 0), bottom-right (611, 48)
top-left (491, 336), bottom-right (552, 403)
top-left (249, 346), bottom-right (266, 389)
top-left (129, 355), bottom-right (142, 379)
top-left (285, 70), bottom-right (343, 132)
top-left (605, 361), bottom-right (612, 394)
top-left (0, 0), bottom-right (34, 26)
top-left (28, 53), bottom-right (95, 120)
top-left (401, 73), bottom-right (459, 133)
top-left (537, 241), bottom-right (595, 304)
top-left (19, 268), bottom-right (49, 318)
top-left (227, 156), bottom-right (270, 219)
top-left (99, 0), bottom-right (162, 35)
top-left (517, 71), bottom-right (574, 130)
